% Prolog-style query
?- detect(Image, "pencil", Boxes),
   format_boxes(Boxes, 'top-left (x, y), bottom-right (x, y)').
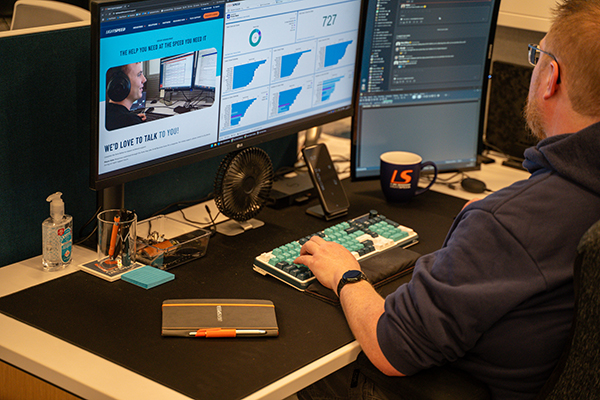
top-left (108, 214), bottom-right (121, 259)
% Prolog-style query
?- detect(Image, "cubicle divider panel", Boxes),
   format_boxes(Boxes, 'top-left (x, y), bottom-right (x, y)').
top-left (0, 26), bottom-right (95, 267)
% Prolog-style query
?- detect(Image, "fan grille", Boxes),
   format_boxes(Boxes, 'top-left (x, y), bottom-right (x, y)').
top-left (214, 147), bottom-right (274, 221)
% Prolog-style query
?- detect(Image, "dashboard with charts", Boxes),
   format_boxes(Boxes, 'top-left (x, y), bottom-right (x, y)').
top-left (219, 0), bottom-right (361, 141)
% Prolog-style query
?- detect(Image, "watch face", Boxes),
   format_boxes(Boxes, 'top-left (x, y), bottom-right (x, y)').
top-left (344, 270), bottom-right (363, 281)
top-left (337, 270), bottom-right (367, 297)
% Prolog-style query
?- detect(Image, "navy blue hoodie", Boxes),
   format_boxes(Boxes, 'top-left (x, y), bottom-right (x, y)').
top-left (377, 122), bottom-right (600, 399)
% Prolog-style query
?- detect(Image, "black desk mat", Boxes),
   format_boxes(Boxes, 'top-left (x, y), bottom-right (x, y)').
top-left (0, 181), bottom-right (466, 400)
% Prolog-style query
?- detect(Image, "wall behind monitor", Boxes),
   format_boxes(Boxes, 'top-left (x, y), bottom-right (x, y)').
top-left (0, 25), bottom-right (297, 268)
top-left (498, 0), bottom-right (555, 33)
top-left (123, 137), bottom-right (298, 222)
top-left (492, 25), bottom-right (545, 67)
top-left (483, 25), bottom-right (546, 161)
top-left (486, 60), bottom-right (537, 161)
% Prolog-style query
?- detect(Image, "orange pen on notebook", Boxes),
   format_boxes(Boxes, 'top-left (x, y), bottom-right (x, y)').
top-left (189, 328), bottom-right (267, 338)
top-left (108, 214), bottom-right (121, 259)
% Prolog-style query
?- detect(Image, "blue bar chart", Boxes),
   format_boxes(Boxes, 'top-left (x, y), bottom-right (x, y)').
top-left (222, 49), bottom-right (271, 93)
top-left (277, 87), bottom-right (302, 113)
top-left (313, 66), bottom-right (355, 105)
top-left (320, 76), bottom-right (343, 101)
top-left (231, 98), bottom-right (257, 126)
top-left (220, 88), bottom-right (270, 136)
top-left (280, 50), bottom-right (311, 78)
top-left (324, 41), bottom-right (352, 68)
top-left (232, 60), bottom-right (267, 90)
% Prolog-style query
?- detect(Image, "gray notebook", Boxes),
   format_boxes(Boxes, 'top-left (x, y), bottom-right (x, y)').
top-left (162, 299), bottom-right (279, 337)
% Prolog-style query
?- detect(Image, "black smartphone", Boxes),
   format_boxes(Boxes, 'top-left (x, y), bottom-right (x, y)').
top-left (302, 143), bottom-right (349, 218)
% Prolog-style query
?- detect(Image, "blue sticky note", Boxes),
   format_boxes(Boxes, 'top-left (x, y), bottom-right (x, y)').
top-left (122, 266), bottom-right (174, 289)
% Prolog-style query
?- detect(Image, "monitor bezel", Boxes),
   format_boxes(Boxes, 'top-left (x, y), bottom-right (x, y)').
top-left (90, 0), bottom-right (368, 191)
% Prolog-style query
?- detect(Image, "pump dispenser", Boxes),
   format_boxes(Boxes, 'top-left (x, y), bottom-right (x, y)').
top-left (42, 192), bottom-right (73, 271)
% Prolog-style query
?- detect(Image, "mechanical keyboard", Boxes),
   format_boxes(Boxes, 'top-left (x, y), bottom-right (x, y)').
top-left (253, 210), bottom-right (418, 290)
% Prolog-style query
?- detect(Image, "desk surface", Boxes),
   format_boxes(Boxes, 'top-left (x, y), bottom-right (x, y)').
top-left (0, 156), bottom-right (529, 400)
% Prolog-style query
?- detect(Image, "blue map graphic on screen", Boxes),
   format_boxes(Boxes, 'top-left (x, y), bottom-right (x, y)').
top-left (281, 50), bottom-right (311, 78)
top-left (321, 76), bottom-right (343, 101)
top-left (324, 41), bottom-right (352, 68)
top-left (231, 99), bottom-right (256, 126)
top-left (233, 60), bottom-right (266, 89)
top-left (278, 87), bottom-right (302, 113)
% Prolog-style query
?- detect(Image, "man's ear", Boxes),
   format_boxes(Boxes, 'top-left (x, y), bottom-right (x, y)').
top-left (543, 60), bottom-right (561, 100)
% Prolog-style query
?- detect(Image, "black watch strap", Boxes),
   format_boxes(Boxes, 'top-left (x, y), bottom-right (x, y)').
top-left (336, 270), bottom-right (369, 297)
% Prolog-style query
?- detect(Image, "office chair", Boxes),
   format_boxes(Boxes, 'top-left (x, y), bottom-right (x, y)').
top-left (534, 218), bottom-right (600, 399)
top-left (10, 0), bottom-right (89, 30)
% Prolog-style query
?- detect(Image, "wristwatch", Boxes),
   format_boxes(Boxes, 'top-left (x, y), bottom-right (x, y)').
top-left (336, 270), bottom-right (369, 297)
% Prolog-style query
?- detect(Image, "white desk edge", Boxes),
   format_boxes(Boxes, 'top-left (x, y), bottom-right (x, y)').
top-left (0, 150), bottom-right (529, 400)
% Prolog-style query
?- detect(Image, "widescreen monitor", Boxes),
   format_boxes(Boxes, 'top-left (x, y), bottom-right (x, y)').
top-left (194, 49), bottom-right (218, 90)
top-left (159, 52), bottom-right (196, 91)
top-left (351, 0), bottom-right (501, 180)
top-left (91, 0), bottom-right (365, 198)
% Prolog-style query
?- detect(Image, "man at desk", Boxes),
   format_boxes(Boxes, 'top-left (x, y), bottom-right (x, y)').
top-left (296, 0), bottom-right (600, 399)
top-left (105, 62), bottom-right (148, 130)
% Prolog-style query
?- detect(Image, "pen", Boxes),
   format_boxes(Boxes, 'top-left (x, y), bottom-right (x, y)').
top-left (189, 329), bottom-right (267, 338)
top-left (108, 214), bottom-right (121, 259)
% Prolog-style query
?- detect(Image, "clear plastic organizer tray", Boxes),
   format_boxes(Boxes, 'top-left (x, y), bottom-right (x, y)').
top-left (136, 215), bottom-right (210, 270)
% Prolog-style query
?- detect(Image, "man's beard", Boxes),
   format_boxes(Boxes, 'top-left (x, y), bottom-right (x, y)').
top-left (524, 78), bottom-right (546, 141)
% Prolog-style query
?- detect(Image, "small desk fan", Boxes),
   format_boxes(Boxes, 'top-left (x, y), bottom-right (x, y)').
top-left (213, 147), bottom-right (274, 236)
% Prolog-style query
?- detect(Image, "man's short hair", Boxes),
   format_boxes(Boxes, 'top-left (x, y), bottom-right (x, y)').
top-left (546, 0), bottom-right (600, 117)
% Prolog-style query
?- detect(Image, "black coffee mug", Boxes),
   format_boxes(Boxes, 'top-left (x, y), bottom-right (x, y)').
top-left (380, 151), bottom-right (438, 202)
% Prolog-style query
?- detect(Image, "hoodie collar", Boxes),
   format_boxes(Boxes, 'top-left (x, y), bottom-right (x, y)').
top-left (523, 121), bottom-right (600, 195)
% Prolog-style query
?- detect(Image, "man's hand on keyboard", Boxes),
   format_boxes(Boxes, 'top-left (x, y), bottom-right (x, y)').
top-left (254, 212), bottom-right (417, 290)
top-left (296, 236), bottom-right (361, 294)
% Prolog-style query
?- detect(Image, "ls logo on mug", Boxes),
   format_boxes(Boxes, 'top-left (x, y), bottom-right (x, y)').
top-left (380, 151), bottom-right (438, 202)
top-left (390, 169), bottom-right (413, 188)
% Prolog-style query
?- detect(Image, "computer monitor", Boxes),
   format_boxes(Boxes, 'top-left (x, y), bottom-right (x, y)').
top-left (159, 52), bottom-right (196, 92)
top-left (91, 0), bottom-right (365, 209)
top-left (194, 49), bottom-right (218, 90)
top-left (350, 0), bottom-right (501, 180)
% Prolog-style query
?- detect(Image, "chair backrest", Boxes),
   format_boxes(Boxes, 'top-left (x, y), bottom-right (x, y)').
top-left (10, 0), bottom-right (90, 30)
top-left (535, 219), bottom-right (600, 399)
top-left (0, 20), bottom-right (89, 37)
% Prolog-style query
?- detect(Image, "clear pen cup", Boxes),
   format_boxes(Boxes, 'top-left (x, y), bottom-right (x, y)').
top-left (97, 209), bottom-right (137, 271)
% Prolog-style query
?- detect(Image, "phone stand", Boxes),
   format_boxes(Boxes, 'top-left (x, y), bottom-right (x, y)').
top-left (306, 204), bottom-right (348, 221)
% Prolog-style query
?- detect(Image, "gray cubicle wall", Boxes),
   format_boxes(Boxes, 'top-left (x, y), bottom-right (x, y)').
top-left (0, 26), bottom-right (95, 267)
top-left (0, 26), bottom-right (297, 267)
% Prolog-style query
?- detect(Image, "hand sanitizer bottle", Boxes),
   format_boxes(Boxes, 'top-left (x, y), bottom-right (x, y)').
top-left (42, 192), bottom-right (73, 271)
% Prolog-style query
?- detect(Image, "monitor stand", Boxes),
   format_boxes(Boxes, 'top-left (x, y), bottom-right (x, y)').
top-left (215, 218), bottom-right (264, 236)
top-left (76, 184), bottom-right (126, 251)
top-left (100, 184), bottom-right (125, 211)
top-left (97, 186), bottom-right (265, 237)
top-left (153, 198), bottom-right (262, 237)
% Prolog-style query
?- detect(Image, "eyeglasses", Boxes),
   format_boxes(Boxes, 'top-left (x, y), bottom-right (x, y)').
top-left (528, 43), bottom-right (561, 83)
